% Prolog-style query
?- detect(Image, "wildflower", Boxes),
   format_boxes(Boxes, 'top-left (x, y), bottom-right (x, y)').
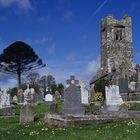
top-left (126, 129), bottom-right (130, 133)
top-left (25, 125), bottom-right (30, 128)
top-left (52, 130), bottom-right (55, 134)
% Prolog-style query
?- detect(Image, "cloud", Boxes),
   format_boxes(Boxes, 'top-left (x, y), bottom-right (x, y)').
top-left (39, 16), bottom-right (49, 23)
top-left (34, 37), bottom-right (49, 44)
top-left (66, 52), bottom-right (77, 61)
top-left (84, 58), bottom-right (100, 77)
top-left (46, 44), bottom-right (56, 55)
top-left (0, 73), bottom-right (16, 88)
top-left (62, 11), bottom-right (74, 22)
top-left (0, 0), bottom-right (32, 11)
top-left (90, 0), bottom-right (108, 18)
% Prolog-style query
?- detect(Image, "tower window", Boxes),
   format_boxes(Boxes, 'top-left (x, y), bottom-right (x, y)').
top-left (115, 30), bottom-right (123, 41)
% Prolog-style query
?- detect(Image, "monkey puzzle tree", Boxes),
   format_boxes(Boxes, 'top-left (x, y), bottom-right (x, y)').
top-left (0, 41), bottom-right (46, 89)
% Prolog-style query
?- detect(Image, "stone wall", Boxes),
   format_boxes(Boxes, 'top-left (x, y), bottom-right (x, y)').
top-left (121, 92), bottom-right (140, 101)
top-left (90, 15), bottom-right (133, 85)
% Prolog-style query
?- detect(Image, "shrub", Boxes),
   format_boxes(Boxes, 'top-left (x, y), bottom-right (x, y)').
top-left (94, 92), bottom-right (104, 102)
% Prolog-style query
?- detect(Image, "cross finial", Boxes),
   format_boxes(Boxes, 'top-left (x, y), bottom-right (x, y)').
top-left (67, 75), bottom-right (79, 86)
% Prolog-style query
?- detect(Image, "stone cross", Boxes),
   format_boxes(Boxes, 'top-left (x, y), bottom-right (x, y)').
top-left (67, 76), bottom-right (79, 86)
top-left (63, 76), bottom-right (85, 115)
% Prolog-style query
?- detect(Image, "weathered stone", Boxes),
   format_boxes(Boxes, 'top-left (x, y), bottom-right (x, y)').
top-left (90, 15), bottom-right (133, 86)
top-left (12, 95), bottom-right (18, 103)
top-left (17, 89), bottom-right (24, 104)
top-left (1, 107), bottom-right (14, 116)
top-left (105, 85), bottom-right (124, 111)
top-left (63, 76), bottom-right (85, 115)
top-left (50, 103), bottom-right (58, 114)
top-left (80, 80), bottom-right (89, 105)
top-left (0, 89), bottom-right (11, 109)
top-left (119, 78), bottom-right (129, 93)
top-left (54, 91), bottom-right (61, 103)
top-left (20, 104), bottom-right (34, 122)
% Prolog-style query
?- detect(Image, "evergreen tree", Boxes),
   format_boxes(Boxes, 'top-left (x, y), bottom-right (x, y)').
top-left (0, 41), bottom-right (46, 89)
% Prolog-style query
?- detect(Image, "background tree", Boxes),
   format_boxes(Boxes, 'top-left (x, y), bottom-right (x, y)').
top-left (26, 72), bottom-right (40, 91)
top-left (39, 75), bottom-right (56, 95)
top-left (56, 83), bottom-right (64, 95)
top-left (0, 41), bottom-right (46, 89)
top-left (7, 87), bottom-right (17, 97)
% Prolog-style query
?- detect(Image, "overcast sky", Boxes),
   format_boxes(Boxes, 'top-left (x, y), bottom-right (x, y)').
top-left (0, 0), bottom-right (140, 88)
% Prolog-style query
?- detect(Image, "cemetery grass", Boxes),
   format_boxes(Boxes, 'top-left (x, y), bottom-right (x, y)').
top-left (0, 117), bottom-right (140, 140)
top-left (1, 103), bottom-right (140, 140)
top-left (128, 102), bottom-right (140, 111)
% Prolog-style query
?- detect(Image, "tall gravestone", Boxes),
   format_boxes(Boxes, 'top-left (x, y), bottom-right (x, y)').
top-left (17, 89), bottom-right (24, 104)
top-left (80, 80), bottom-right (89, 105)
top-left (105, 85), bottom-right (124, 111)
top-left (20, 85), bottom-right (34, 123)
top-left (135, 65), bottom-right (140, 91)
top-left (63, 76), bottom-right (85, 115)
top-left (0, 89), bottom-right (10, 109)
top-left (119, 78), bottom-right (129, 93)
top-left (0, 89), bottom-right (14, 116)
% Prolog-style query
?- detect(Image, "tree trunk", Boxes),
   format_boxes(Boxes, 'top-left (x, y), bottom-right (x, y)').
top-left (17, 65), bottom-right (21, 90)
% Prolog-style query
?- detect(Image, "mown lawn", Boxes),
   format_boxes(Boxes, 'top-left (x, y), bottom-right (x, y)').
top-left (0, 117), bottom-right (140, 140)
top-left (0, 103), bottom-right (140, 140)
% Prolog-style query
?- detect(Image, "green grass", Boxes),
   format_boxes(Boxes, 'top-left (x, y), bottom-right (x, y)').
top-left (1, 102), bottom-right (140, 140)
top-left (128, 103), bottom-right (140, 111)
top-left (0, 117), bottom-right (140, 140)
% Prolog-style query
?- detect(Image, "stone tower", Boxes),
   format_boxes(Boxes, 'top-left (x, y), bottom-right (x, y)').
top-left (100, 15), bottom-right (133, 82)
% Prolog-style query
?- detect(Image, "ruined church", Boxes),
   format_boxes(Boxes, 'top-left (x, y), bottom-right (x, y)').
top-left (90, 15), bottom-right (140, 101)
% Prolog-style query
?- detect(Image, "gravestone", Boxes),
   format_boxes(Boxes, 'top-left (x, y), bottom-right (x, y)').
top-left (30, 88), bottom-right (38, 104)
top-left (20, 84), bottom-right (34, 123)
top-left (54, 91), bottom-right (61, 103)
top-left (135, 65), bottom-right (140, 91)
top-left (38, 88), bottom-right (44, 103)
top-left (20, 104), bottom-right (34, 122)
top-left (105, 85), bottom-right (124, 111)
top-left (63, 76), bottom-right (85, 115)
top-left (2, 107), bottom-right (14, 116)
top-left (17, 89), bottom-right (24, 104)
top-left (38, 93), bottom-right (44, 103)
top-left (119, 78), bottom-right (129, 93)
top-left (50, 102), bottom-right (58, 114)
top-left (23, 85), bottom-right (33, 104)
top-left (12, 95), bottom-right (18, 103)
top-left (129, 81), bottom-right (136, 91)
top-left (0, 89), bottom-right (10, 109)
top-left (80, 80), bottom-right (89, 105)
top-left (45, 93), bottom-right (53, 103)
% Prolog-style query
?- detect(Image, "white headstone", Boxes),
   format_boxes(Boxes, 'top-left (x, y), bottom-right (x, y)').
top-left (30, 88), bottom-right (35, 94)
top-left (105, 85), bottom-right (123, 111)
top-left (129, 81), bottom-right (136, 91)
top-left (23, 85), bottom-right (32, 104)
top-left (13, 95), bottom-right (18, 103)
top-left (80, 80), bottom-right (89, 105)
top-left (0, 89), bottom-right (10, 109)
top-left (45, 94), bottom-right (53, 102)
